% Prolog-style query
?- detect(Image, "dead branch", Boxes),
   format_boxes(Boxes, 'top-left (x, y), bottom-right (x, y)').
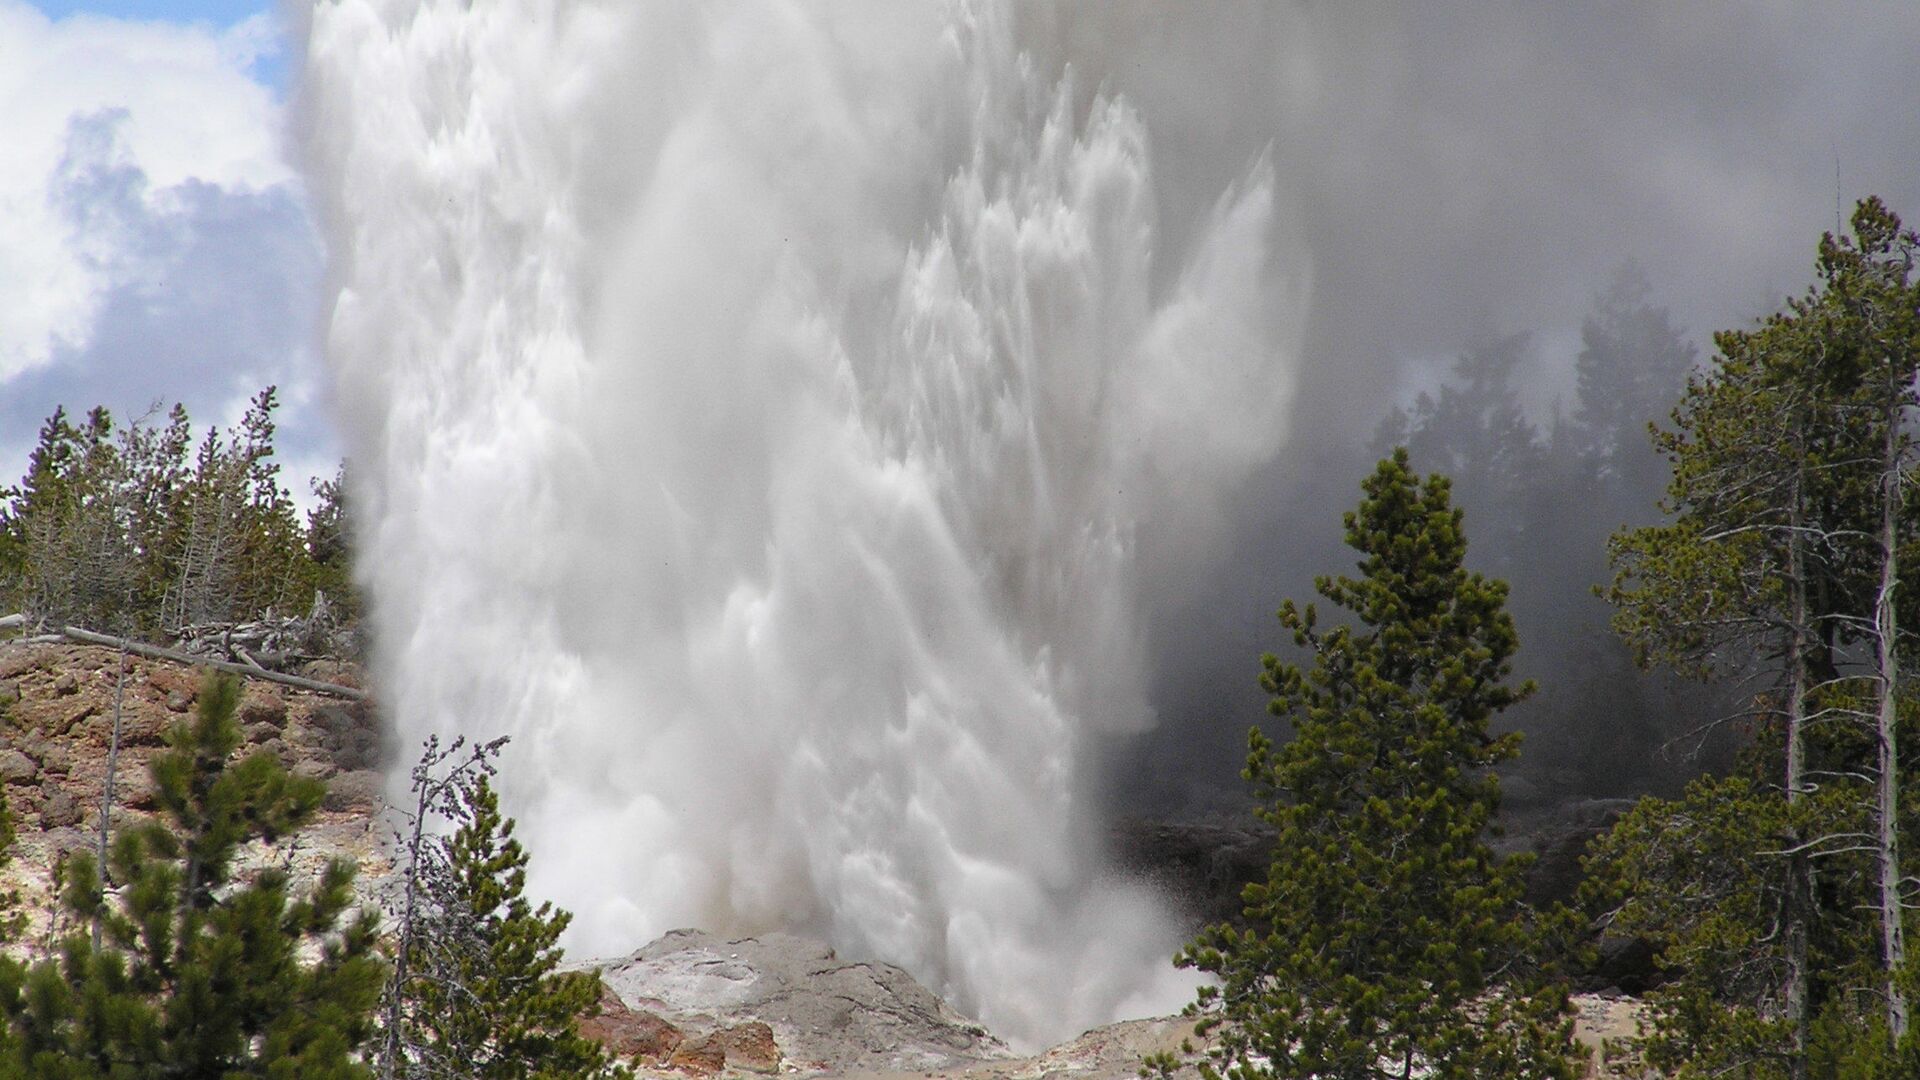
top-left (55, 625), bottom-right (367, 702)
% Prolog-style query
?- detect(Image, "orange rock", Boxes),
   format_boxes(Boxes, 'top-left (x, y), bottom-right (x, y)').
top-left (667, 1036), bottom-right (727, 1076)
top-left (664, 1022), bottom-right (783, 1076)
top-left (711, 1021), bottom-right (781, 1074)
top-left (579, 984), bottom-right (685, 1064)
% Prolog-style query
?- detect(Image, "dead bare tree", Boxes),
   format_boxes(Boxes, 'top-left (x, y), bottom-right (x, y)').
top-left (378, 733), bottom-right (510, 1080)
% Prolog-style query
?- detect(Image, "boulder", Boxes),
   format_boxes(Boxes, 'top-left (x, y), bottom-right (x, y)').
top-left (324, 770), bottom-right (383, 811)
top-left (300, 660), bottom-right (364, 690)
top-left (40, 789), bottom-right (83, 828)
top-left (119, 704), bottom-right (174, 747)
top-left (58, 702), bottom-right (99, 737)
top-left (43, 826), bottom-right (95, 859)
top-left (308, 703), bottom-right (360, 737)
top-left (53, 672), bottom-right (79, 696)
top-left (595, 930), bottom-right (1010, 1074)
top-left (708, 1022), bottom-right (780, 1074)
top-left (0, 748), bottom-right (38, 784)
top-left (0, 648), bottom-right (56, 681)
top-left (667, 1036), bottom-right (728, 1076)
top-left (120, 773), bottom-right (160, 811)
top-left (332, 728), bottom-right (382, 771)
top-left (239, 690), bottom-right (287, 726)
top-left (37, 743), bottom-right (72, 775)
top-left (294, 758), bottom-right (338, 782)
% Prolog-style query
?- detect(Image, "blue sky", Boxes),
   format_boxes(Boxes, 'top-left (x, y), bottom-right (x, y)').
top-left (29, 0), bottom-right (261, 17)
top-left (26, 0), bottom-right (290, 88)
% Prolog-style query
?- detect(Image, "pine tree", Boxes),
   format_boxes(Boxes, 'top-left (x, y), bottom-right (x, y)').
top-left (1166, 450), bottom-right (1580, 1080)
top-left (393, 772), bottom-right (625, 1080)
top-left (0, 672), bottom-right (385, 1077)
top-left (1810, 198), bottom-right (1918, 1046)
top-left (307, 464), bottom-right (362, 621)
top-left (1597, 197), bottom-right (1920, 1075)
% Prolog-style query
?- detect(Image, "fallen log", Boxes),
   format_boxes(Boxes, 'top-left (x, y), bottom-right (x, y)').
top-left (57, 626), bottom-right (367, 702)
top-left (0, 613), bottom-right (23, 631)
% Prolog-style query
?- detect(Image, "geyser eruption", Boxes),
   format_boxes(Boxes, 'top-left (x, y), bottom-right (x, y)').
top-left (304, 1), bottom-right (1305, 1043)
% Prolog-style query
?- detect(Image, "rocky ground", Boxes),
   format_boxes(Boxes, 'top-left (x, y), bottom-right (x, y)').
top-left (0, 641), bottom-right (1650, 1078)
top-left (0, 641), bottom-right (393, 945)
top-left (582, 930), bottom-right (1649, 1080)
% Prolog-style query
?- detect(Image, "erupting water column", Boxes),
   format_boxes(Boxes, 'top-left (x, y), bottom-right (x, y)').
top-left (303, 1), bottom-right (1306, 1045)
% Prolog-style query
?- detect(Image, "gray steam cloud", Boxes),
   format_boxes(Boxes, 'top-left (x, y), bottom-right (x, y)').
top-left (1013, 2), bottom-right (1920, 808)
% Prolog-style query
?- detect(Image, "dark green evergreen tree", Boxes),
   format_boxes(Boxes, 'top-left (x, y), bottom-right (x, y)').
top-left (1593, 197), bottom-right (1920, 1078)
top-left (1166, 450), bottom-right (1580, 1080)
top-left (394, 773), bottom-right (625, 1080)
top-left (0, 672), bottom-right (385, 1077)
top-left (0, 406), bottom-right (80, 601)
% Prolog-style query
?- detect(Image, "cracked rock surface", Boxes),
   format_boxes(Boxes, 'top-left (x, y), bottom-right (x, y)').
top-left (593, 929), bottom-right (1015, 1074)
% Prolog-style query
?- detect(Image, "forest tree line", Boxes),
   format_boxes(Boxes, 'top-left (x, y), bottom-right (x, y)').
top-left (1375, 263), bottom-right (1724, 795)
top-left (0, 386), bottom-right (355, 638)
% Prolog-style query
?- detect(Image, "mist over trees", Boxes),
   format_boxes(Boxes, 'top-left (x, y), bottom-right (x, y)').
top-left (1157, 197), bottom-right (1920, 1079)
top-left (1133, 257), bottom-right (1730, 815)
top-left (1368, 264), bottom-right (1714, 798)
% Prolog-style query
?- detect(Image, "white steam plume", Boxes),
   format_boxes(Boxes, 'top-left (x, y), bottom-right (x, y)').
top-left (303, 0), bottom-right (1306, 1044)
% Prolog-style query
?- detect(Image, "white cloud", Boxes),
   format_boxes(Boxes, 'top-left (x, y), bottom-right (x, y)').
top-left (0, 2), bottom-right (292, 381)
top-left (0, 2), bottom-right (330, 508)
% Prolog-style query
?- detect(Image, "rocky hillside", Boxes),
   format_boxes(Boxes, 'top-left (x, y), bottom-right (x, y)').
top-left (0, 641), bottom-right (391, 942)
top-left (0, 641), bottom-right (1646, 1078)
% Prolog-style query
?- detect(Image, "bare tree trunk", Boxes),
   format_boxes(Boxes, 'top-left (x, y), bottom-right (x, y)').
top-left (93, 640), bottom-right (127, 952)
top-left (1783, 480), bottom-right (1811, 1079)
top-left (57, 626), bottom-right (366, 700)
top-left (380, 779), bottom-right (433, 1080)
top-left (1873, 399), bottom-right (1908, 1046)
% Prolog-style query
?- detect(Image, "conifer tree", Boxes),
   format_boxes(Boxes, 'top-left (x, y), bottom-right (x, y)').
top-left (1596, 197), bottom-right (1920, 1075)
top-left (1167, 451), bottom-right (1580, 1080)
top-left (1569, 262), bottom-right (1698, 502)
top-left (1, 388), bottom-right (353, 635)
top-left (392, 771), bottom-right (625, 1080)
top-left (0, 672), bottom-right (385, 1077)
